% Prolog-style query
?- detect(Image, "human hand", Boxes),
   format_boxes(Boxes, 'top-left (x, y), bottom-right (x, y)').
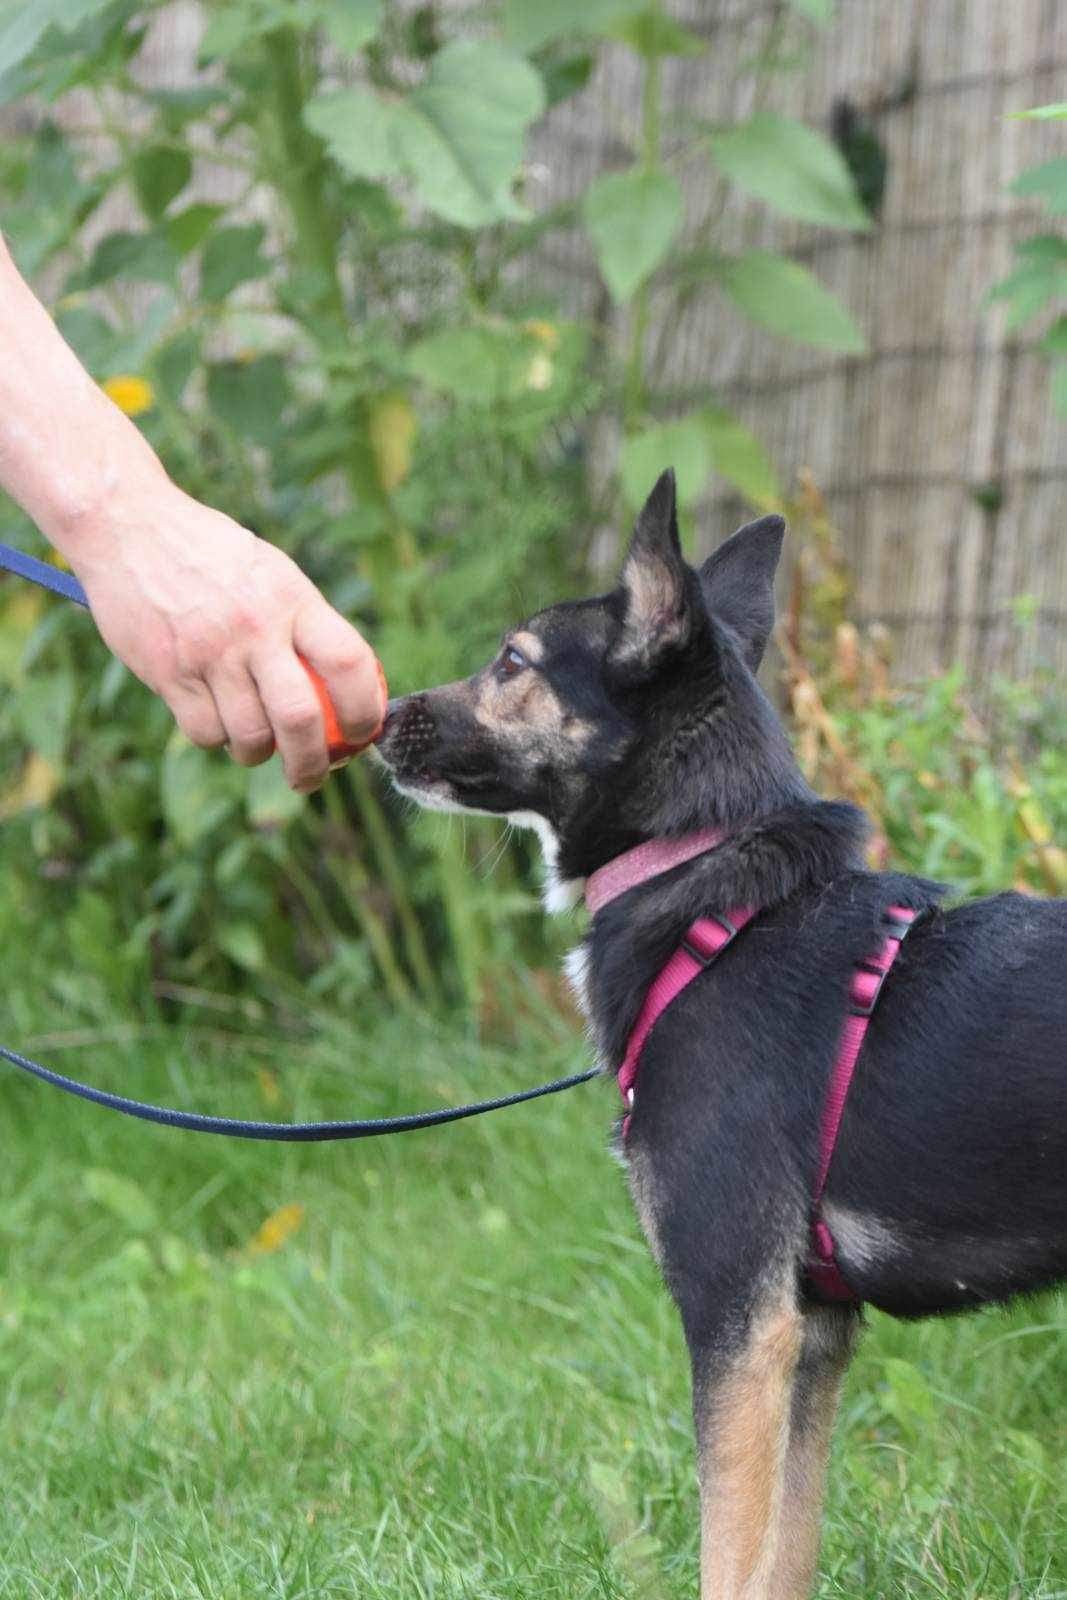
top-left (67, 472), bottom-right (384, 792)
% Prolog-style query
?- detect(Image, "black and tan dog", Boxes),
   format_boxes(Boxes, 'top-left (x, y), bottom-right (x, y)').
top-left (376, 469), bottom-right (1067, 1599)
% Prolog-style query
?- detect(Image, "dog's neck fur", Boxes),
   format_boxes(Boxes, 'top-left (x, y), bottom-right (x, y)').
top-left (539, 642), bottom-right (816, 912)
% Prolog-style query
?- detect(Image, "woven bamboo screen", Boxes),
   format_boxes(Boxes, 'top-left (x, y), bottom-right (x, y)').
top-left (15, 0), bottom-right (1066, 682)
top-left (521, 0), bottom-right (1066, 682)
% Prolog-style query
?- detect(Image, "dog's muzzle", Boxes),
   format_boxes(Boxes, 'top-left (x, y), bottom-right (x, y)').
top-left (376, 694), bottom-right (438, 780)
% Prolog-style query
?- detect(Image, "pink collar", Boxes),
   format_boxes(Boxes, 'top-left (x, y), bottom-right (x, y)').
top-left (584, 828), bottom-right (726, 915)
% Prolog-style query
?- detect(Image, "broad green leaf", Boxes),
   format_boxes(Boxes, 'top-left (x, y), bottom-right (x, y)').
top-left (502, 0), bottom-right (643, 54)
top-left (538, 47), bottom-right (595, 108)
top-left (0, 0), bottom-right (139, 103)
top-left (306, 41), bottom-right (545, 228)
top-left (1041, 315), bottom-right (1067, 357)
top-left (9, 669), bottom-right (76, 764)
top-left (247, 759), bottom-right (305, 827)
top-left (152, 329), bottom-right (200, 405)
top-left (343, 177), bottom-right (403, 232)
top-left (701, 407), bottom-right (781, 506)
top-left (83, 1168), bottom-right (159, 1232)
top-left (161, 734), bottom-right (240, 846)
top-left (148, 85), bottom-right (227, 133)
top-left (55, 304), bottom-right (116, 373)
top-left (132, 143), bottom-right (192, 221)
top-left (166, 201), bottom-right (224, 255)
top-left (713, 251), bottom-right (867, 351)
top-left (0, 0), bottom-right (113, 77)
top-left (583, 167), bottom-right (683, 302)
top-left (207, 355), bottom-right (289, 445)
top-left (0, 123), bottom-right (105, 275)
top-left (987, 254), bottom-right (1067, 330)
top-left (200, 223), bottom-right (269, 301)
top-left (1015, 233), bottom-right (1067, 264)
top-left (709, 113), bottom-right (870, 230)
top-left (408, 325), bottom-right (533, 403)
top-left (82, 229), bottom-right (178, 287)
top-left (312, 0), bottom-right (381, 52)
top-left (621, 409), bottom-right (781, 510)
top-left (609, 10), bottom-right (706, 57)
top-left (1011, 102), bottom-right (1067, 120)
top-left (1011, 156), bottom-right (1067, 215)
top-left (620, 416), bottom-right (712, 510)
top-left (393, 41), bottom-right (546, 227)
top-left (218, 922), bottom-right (267, 971)
top-left (198, 0), bottom-right (294, 61)
top-left (304, 86), bottom-right (398, 181)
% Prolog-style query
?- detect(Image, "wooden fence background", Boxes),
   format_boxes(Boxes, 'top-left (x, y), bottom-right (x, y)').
top-left (12, 0), bottom-right (1067, 682)
top-left (522, 0), bottom-right (1067, 682)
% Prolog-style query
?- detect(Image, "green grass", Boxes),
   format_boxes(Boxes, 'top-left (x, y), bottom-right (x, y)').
top-left (1, 1006), bottom-right (1064, 1599)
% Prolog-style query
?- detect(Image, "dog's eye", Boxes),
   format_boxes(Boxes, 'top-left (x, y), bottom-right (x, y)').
top-left (498, 645), bottom-right (527, 677)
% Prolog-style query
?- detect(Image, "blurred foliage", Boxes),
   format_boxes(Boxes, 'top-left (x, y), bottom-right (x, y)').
top-left (988, 101), bottom-right (1067, 417)
top-left (0, 1), bottom-right (1061, 1030)
top-left (779, 474), bottom-right (1066, 900)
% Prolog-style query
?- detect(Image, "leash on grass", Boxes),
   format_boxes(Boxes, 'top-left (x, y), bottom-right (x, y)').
top-left (0, 540), bottom-right (599, 1140)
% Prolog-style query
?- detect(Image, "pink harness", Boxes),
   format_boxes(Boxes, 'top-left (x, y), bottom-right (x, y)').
top-left (585, 832), bottom-right (916, 1303)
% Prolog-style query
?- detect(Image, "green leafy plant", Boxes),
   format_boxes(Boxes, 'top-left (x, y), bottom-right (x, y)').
top-left (0, 0), bottom-right (948, 1029)
top-left (988, 102), bottom-right (1067, 416)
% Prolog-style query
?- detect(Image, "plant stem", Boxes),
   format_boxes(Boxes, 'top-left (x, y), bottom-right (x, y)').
top-left (328, 771), bottom-right (441, 1004)
top-left (260, 28), bottom-right (346, 328)
top-left (624, 51), bottom-right (663, 430)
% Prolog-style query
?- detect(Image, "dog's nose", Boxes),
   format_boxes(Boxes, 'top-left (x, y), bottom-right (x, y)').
top-left (378, 698), bottom-right (405, 742)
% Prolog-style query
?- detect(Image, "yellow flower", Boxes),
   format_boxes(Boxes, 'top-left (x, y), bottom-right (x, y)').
top-left (246, 1202), bottom-right (305, 1257)
top-left (103, 374), bottom-right (155, 417)
top-left (523, 318), bottom-right (560, 350)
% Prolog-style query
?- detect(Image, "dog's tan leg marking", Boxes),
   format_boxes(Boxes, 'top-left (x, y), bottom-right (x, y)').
top-left (696, 1294), bottom-right (803, 1600)
top-left (767, 1309), bottom-right (856, 1600)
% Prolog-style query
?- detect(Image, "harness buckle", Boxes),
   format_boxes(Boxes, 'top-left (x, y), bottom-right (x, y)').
top-left (848, 985), bottom-right (886, 1019)
top-left (849, 908), bottom-right (918, 1015)
top-left (881, 907), bottom-right (917, 940)
top-left (681, 913), bottom-right (738, 965)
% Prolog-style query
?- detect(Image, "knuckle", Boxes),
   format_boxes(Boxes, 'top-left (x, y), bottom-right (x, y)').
top-left (276, 701), bottom-right (320, 738)
top-left (227, 720), bottom-right (274, 761)
top-left (327, 644), bottom-right (370, 679)
top-left (177, 710), bottom-right (223, 748)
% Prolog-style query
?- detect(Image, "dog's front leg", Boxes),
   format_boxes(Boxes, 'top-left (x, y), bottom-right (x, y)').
top-left (689, 1287), bottom-right (803, 1600)
top-left (767, 1305), bottom-right (857, 1600)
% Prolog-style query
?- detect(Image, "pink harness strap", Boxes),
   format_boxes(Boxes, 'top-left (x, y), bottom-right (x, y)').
top-left (617, 910), bottom-right (755, 1138)
top-left (585, 828), bottom-right (726, 917)
top-left (596, 848), bottom-right (916, 1300)
top-left (805, 905), bottom-right (916, 1300)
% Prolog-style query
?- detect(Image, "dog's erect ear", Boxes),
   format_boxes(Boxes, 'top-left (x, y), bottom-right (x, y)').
top-left (699, 513), bottom-right (785, 671)
top-left (612, 468), bottom-right (691, 670)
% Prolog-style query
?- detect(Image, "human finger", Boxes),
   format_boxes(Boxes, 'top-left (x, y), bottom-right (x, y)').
top-left (292, 600), bottom-right (384, 746)
top-left (207, 662), bottom-right (276, 767)
top-left (250, 646), bottom-right (330, 791)
top-left (166, 679), bottom-right (227, 749)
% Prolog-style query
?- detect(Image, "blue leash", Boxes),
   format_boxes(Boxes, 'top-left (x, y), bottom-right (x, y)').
top-left (0, 539), bottom-right (597, 1139)
top-left (0, 542), bottom-right (89, 607)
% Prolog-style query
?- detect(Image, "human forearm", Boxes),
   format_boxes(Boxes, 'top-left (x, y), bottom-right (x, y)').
top-left (0, 231), bottom-right (165, 557)
top-left (0, 233), bottom-right (384, 789)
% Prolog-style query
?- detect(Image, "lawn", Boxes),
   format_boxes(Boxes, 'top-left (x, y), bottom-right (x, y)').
top-left (1, 1002), bottom-right (1065, 1599)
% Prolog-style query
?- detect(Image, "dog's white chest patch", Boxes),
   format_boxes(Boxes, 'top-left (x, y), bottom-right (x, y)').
top-left (563, 942), bottom-right (591, 1017)
top-left (507, 811), bottom-right (584, 913)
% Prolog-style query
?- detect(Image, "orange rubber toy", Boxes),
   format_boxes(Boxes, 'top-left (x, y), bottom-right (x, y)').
top-left (300, 656), bottom-right (389, 768)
